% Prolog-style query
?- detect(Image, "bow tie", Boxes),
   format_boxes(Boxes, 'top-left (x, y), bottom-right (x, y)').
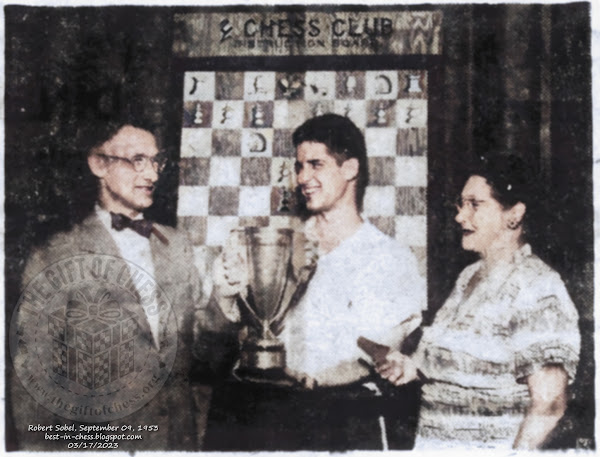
top-left (110, 212), bottom-right (153, 238)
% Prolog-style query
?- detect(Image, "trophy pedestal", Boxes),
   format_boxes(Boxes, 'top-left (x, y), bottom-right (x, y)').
top-left (236, 338), bottom-right (299, 387)
top-left (240, 338), bottom-right (285, 371)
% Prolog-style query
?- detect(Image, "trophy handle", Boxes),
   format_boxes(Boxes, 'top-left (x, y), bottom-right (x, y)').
top-left (236, 287), bottom-right (263, 328)
top-left (269, 260), bottom-right (293, 326)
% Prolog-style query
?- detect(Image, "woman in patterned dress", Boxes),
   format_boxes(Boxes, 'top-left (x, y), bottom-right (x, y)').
top-left (377, 155), bottom-right (580, 449)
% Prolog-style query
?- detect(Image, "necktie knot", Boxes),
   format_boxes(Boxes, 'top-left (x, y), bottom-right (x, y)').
top-left (110, 212), bottom-right (153, 238)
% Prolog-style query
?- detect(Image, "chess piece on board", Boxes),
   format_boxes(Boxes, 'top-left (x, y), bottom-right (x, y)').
top-left (376, 103), bottom-right (388, 126)
top-left (375, 74), bottom-right (392, 95)
top-left (194, 103), bottom-right (204, 124)
top-left (406, 74), bottom-right (422, 93)
top-left (345, 75), bottom-right (357, 96)
top-left (252, 104), bottom-right (264, 127)
top-left (221, 104), bottom-right (233, 125)
top-left (314, 103), bottom-right (324, 117)
top-left (249, 132), bottom-right (267, 153)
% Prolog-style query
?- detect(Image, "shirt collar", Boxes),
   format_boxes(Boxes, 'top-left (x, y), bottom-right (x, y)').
top-left (513, 243), bottom-right (532, 264)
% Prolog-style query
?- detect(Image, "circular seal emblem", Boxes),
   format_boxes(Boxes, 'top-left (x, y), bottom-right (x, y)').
top-left (9, 254), bottom-right (178, 422)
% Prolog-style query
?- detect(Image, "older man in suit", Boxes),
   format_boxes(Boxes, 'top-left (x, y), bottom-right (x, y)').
top-left (9, 122), bottom-right (205, 450)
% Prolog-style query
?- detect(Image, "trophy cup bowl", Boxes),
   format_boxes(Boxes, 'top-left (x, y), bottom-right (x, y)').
top-left (232, 226), bottom-right (314, 385)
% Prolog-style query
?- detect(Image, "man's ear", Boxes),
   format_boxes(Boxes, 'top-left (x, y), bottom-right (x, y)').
top-left (88, 153), bottom-right (107, 179)
top-left (341, 158), bottom-right (359, 181)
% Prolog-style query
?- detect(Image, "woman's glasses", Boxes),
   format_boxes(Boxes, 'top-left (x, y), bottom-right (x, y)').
top-left (454, 197), bottom-right (487, 212)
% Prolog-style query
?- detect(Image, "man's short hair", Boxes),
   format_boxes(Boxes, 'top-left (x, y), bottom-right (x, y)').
top-left (77, 118), bottom-right (159, 157)
top-left (292, 113), bottom-right (369, 211)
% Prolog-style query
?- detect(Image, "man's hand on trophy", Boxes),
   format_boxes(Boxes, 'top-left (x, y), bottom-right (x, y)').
top-left (212, 235), bottom-right (249, 322)
top-left (222, 234), bottom-right (249, 295)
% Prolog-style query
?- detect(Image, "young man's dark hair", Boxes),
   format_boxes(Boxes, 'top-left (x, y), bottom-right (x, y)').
top-left (292, 113), bottom-right (369, 211)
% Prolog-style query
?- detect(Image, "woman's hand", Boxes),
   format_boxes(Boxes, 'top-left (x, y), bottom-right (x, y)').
top-left (375, 350), bottom-right (419, 386)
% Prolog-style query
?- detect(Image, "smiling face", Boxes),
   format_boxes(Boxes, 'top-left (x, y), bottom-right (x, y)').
top-left (89, 125), bottom-right (159, 217)
top-left (455, 175), bottom-right (513, 256)
top-left (294, 141), bottom-right (358, 215)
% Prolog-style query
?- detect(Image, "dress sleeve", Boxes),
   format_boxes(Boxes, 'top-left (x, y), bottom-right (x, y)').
top-left (512, 271), bottom-right (580, 383)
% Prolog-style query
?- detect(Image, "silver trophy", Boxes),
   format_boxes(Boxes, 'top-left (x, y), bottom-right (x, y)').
top-left (232, 226), bottom-right (316, 383)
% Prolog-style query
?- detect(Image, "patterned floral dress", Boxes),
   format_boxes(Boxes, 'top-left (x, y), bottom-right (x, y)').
top-left (413, 244), bottom-right (580, 449)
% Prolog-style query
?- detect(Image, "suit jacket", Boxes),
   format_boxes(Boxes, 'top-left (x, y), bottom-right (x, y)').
top-left (9, 212), bottom-right (205, 451)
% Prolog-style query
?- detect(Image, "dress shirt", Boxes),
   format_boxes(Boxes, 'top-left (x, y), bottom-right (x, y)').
top-left (96, 205), bottom-right (161, 348)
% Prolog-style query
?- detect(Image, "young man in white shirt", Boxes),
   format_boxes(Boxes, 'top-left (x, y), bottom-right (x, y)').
top-left (209, 114), bottom-right (425, 450)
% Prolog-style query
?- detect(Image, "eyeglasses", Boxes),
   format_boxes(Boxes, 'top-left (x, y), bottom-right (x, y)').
top-left (454, 197), bottom-right (487, 212)
top-left (95, 153), bottom-right (168, 173)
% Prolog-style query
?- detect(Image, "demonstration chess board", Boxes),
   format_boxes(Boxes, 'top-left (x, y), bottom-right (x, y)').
top-left (177, 70), bottom-right (428, 258)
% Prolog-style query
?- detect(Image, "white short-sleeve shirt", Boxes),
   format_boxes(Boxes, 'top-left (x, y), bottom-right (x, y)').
top-left (280, 221), bottom-right (425, 382)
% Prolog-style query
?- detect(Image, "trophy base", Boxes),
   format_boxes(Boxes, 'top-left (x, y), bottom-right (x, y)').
top-left (233, 366), bottom-right (300, 388)
top-left (236, 339), bottom-right (300, 387)
top-left (239, 338), bottom-right (285, 371)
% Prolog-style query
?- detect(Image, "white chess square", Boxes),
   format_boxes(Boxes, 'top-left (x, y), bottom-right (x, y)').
top-left (365, 71), bottom-right (399, 99)
top-left (244, 72), bottom-right (276, 100)
top-left (287, 100), bottom-right (309, 129)
top-left (395, 215), bottom-right (427, 247)
top-left (304, 72), bottom-right (336, 100)
top-left (238, 186), bottom-right (271, 216)
top-left (183, 72), bottom-right (215, 101)
top-left (333, 101), bottom-right (367, 128)
top-left (180, 128), bottom-right (212, 158)
top-left (209, 157), bottom-right (241, 186)
top-left (241, 129), bottom-right (274, 157)
top-left (395, 157), bottom-right (428, 186)
top-left (396, 99), bottom-right (428, 128)
top-left (273, 100), bottom-right (308, 129)
top-left (177, 186), bottom-right (209, 216)
top-left (365, 128), bottom-right (397, 157)
top-left (273, 100), bottom-right (290, 129)
top-left (363, 186), bottom-right (396, 216)
top-left (206, 216), bottom-right (239, 246)
top-left (212, 100), bottom-right (244, 129)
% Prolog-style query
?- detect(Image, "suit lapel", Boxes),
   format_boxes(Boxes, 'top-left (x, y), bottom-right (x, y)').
top-left (149, 228), bottom-right (179, 350)
top-left (75, 212), bottom-right (121, 256)
top-left (76, 213), bottom-right (156, 348)
top-left (150, 229), bottom-right (185, 348)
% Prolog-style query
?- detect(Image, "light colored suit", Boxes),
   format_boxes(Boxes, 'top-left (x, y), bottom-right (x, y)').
top-left (9, 212), bottom-right (206, 450)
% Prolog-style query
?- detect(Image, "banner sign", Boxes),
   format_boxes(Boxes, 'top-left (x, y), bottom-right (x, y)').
top-left (173, 11), bottom-right (442, 57)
